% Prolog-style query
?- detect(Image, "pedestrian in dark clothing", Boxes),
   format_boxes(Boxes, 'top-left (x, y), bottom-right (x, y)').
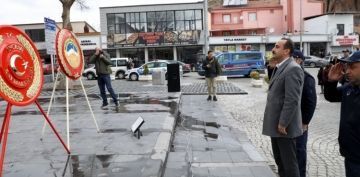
top-left (202, 50), bottom-right (222, 101)
top-left (324, 51), bottom-right (360, 177)
top-left (317, 67), bottom-right (324, 94)
top-left (89, 47), bottom-right (119, 108)
top-left (293, 50), bottom-right (317, 177)
top-left (262, 38), bottom-right (303, 177)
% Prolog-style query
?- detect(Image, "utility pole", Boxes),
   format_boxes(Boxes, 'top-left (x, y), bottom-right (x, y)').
top-left (204, 0), bottom-right (209, 55)
top-left (300, 0), bottom-right (303, 52)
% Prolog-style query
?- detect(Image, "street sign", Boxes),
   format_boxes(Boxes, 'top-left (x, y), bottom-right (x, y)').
top-left (44, 17), bottom-right (56, 55)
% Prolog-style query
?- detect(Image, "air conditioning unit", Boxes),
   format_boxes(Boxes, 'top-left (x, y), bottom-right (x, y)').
top-left (223, 0), bottom-right (248, 6)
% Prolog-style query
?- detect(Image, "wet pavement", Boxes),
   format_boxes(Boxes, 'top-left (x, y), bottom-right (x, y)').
top-left (0, 92), bottom-right (180, 177)
top-left (164, 95), bottom-right (275, 177)
top-left (0, 73), bottom-right (277, 177)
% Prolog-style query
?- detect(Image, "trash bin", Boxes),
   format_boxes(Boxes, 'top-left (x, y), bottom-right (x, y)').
top-left (152, 70), bottom-right (166, 85)
top-left (167, 63), bottom-right (181, 92)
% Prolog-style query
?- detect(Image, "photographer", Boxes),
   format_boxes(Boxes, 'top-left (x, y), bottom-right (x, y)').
top-left (89, 47), bottom-right (118, 109)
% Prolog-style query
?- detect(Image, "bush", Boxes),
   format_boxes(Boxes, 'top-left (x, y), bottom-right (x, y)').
top-left (143, 65), bottom-right (149, 75)
top-left (250, 70), bottom-right (260, 80)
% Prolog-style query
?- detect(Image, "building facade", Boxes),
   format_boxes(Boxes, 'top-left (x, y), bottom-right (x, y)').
top-left (14, 21), bottom-right (101, 65)
top-left (208, 0), bottom-right (324, 58)
top-left (99, 2), bottom-right (205, 65)
top-left (304, 13), bottom-right (359, 55)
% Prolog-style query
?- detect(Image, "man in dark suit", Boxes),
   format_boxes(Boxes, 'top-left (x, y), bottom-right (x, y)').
top-left (293, 50), bottom-right (317, 177)
top-left (263, 38), bottom-right (304, 177)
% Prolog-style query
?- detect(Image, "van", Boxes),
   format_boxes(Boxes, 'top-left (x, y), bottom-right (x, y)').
top-left (197, 51), bottom-right (265, 77)
top-left (82, 58), bottom-right (129, 80)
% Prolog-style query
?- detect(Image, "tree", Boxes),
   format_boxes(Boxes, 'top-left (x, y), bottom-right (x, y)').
top-left (59, 0), bottom-right (88, 31)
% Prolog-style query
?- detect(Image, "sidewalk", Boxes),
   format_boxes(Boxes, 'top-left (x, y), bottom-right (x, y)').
top-left (164, 95), bottom-right (276, 177)
top-left (1, 92), bottom-right (180, 177)
top-left (0, 78), bottom-right (275, 176)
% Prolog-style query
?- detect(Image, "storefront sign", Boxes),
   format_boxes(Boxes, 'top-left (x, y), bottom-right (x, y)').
top-left (209, 36), bottom-right (262, 44)
top-left (332, 35), bottom-right (359, 46)
top-left (223, 38), bottom-right (246, 42)
top-left (107, 30), bottom-right (200, 48)
top-left (80, 40), bottom-right (97, 46)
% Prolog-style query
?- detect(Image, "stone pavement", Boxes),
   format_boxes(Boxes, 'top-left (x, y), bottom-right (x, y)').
top-left (164, 95), bottom-right (275, 177)
top-left (0, 92), bottom-right (180, 177)
top-left (221, 68), bottom-right (345, 177)
top-left (0, 75), bottom-right (275, 177)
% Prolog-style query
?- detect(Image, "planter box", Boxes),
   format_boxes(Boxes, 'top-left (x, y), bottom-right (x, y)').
top-left (139, 75), bottom-right (152, 81)
top-left (251, 79), bottom-right (263, 88)
top-left (215, 76), bottom-right (227, 82)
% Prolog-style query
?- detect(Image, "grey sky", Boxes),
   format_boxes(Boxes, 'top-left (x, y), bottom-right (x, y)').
top-left (0, 0), bottom-right (201, 31)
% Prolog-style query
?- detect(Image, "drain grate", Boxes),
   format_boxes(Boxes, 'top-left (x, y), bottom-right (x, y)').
top-left (181, 82), bottom-right (247, 95)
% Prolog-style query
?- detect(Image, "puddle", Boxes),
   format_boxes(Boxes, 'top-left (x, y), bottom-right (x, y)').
top-left (2, 94), bottom-right (179, 117)
top-left (175, 114), bottom-right (221, 142)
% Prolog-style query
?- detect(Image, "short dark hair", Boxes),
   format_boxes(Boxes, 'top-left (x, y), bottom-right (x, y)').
top-left (208, 50), bottom-right (213, 54)
top-left (281, 38), bottom-right (294, 55)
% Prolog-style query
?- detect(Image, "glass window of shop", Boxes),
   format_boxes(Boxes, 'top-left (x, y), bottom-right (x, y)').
top-left (107, 10), bottom-right (203, 34)
top-left (148, 47), bottom-right (173, 60)
top-left (120, 48), bottom-right (145, 67)
top-left (211, 45), bottom-right (236, 52)
top-left (177, 46), bottom-right (203, 64)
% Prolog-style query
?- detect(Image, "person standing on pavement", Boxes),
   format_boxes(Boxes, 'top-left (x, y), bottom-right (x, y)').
top-left (324, 51), bottom-right (360, 177)
top-left (202, 50), bottom-right (222, 101)
top-left (89, 47), bottom-right (119, 108)
top-left (262, 38), bottom-right (304, 177)
top-left (292, 50), bottom-right (317, 177)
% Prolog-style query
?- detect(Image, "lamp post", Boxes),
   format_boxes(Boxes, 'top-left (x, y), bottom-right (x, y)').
top-left (204, 0), bottom-right (209, 55)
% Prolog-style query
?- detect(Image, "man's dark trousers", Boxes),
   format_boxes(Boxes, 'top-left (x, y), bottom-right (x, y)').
top-left (296, 130), bottom-right (308, 177)
top-left (271, 137), bottom-right (300, 177)
top-left (345, 159), bottom-right (360, 177)
top-left (97, 74), bottom-right (118, 105)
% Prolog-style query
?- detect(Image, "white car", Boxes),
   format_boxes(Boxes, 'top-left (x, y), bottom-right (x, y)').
top-left (125, 60), bottom-right (183, 81)
top-left (83, 58), bottom-right (129, 80)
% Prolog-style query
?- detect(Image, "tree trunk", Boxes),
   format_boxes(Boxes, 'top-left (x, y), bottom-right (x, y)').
top-left (61, 3), bottom-right (73, 31)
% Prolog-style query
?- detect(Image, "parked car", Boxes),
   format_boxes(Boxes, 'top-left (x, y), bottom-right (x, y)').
top-left (197, 51), bottom-right (266, 77)
top-left (304, 55), bottom-right (328, 67)
top-left (172, 61), bottom-right (191, 74)
top-left (82, 57), bottom-right (129, 80)
top-left (42, 59), bottom-right (59, 75)
top-left (125, 60), bottom-right (183, 81)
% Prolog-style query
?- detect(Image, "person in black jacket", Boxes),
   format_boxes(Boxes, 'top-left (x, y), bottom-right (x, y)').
top-left (292, 50), bottom-right (317, 177)
top-left (325, 51), bottom-right (360, 177)
top-left (202, 50), bottom-right (222, 101)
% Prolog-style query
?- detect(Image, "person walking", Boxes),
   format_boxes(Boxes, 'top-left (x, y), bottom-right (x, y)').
top-left (324, 51), bottom-right (360, 177)
top-left (89, 47), bottom-right (119, 108)
top-left (262, 38), bottom-right (304, 177)
top-left (292, 50), bottom-right (317, 177)
top-left (202, 50), bottom-right (222, 101)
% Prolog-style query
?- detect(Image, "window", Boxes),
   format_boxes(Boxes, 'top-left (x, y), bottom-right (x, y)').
top-left (111, 60), bottom-right (116, 67)
top-left (25, 29), bottom-right (45, 42)
top-left (216, 54), bottom-right (229, 64)
top-left (223, 14), bottom-right (231, 23)
top-left (248, 12), bottom-right (257, 21)
top-left (146, 62), bottom-right (155, 68)
top-left (337, 24), bottom-right (344, 35)
top-left (117, 60), bottom-right (127, 66)
top-left (232, 53), bottom-right (262, 61)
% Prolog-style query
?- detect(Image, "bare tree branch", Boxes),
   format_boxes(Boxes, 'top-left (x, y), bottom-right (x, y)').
top-left (59, 0), bottom-right (64, 4)
top-left (76, 0), bottom-right (89, 10)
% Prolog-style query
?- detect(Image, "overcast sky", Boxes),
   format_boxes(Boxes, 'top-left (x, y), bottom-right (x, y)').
top-left (0, 0), bottom-right (201, 31)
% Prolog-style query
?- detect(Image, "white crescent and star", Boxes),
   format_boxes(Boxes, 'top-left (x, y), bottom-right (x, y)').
top-left (10, 54), bottom-right (28, 76)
